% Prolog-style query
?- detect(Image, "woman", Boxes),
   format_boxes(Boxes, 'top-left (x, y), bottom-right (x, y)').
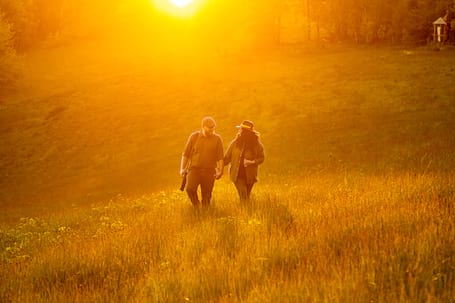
top-left (224, 120), bottom-right (265, 202)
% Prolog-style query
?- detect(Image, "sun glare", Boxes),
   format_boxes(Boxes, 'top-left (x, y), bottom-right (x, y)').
top-left (152, 0), bottom-right (202, 17)
top-left (169, 0), bottom-right (193, 8)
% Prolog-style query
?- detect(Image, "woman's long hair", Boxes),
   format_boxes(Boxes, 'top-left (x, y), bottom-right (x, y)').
top-left (236, 130), bottom-right (259, 151)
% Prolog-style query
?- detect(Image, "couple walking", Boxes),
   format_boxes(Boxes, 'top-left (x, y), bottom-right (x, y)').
top-left (180, 116), bottom-right (265, 208)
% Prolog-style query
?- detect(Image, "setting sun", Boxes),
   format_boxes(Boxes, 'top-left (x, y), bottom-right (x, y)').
top-left (169, 0), bottom-right (193, 8)
top-left (152, 0), bottom-right (203, 17)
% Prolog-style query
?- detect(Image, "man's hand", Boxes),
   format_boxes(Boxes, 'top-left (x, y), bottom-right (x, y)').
top-left (180, 168), bottom-right (187, 178)
top-left (215, 168), bottom-right (223, 180)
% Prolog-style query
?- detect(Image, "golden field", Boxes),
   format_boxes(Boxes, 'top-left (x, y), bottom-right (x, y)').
top-left (1, 42), bottom-right (454, 302)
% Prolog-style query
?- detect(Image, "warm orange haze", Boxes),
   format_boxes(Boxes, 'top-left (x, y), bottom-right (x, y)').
top-left (169, 0), bottom-right (193, 8)
top-left (0, 0), bottom-right (455, 302)
top-left (151, 0), bottom-right (202, 17)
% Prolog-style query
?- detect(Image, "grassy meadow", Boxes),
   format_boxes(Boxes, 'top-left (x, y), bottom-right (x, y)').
top-left (1, 42), bottom-right (455, 302)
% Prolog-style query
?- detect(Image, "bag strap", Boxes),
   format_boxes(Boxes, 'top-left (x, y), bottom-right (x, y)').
top-left (187, 132), bottom-right (201, 169)
top-left (191, 131), bottom-right (201, 150)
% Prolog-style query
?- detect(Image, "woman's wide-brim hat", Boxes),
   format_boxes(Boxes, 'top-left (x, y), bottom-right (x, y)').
top-left (236, 120), bottom-right (259, 134)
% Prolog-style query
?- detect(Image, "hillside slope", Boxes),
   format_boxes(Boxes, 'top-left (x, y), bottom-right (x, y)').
top-left (1, 42), bottom-right (455, 208)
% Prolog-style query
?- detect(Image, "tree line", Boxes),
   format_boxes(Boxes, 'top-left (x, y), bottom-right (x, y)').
top-left (1, 0), bottom-right (453, 88)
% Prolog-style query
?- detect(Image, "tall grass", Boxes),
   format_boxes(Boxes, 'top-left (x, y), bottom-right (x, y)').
top-left (1, 42), bottom-right (455, 301)
top-left (1, 172), bottom-right (453, 302)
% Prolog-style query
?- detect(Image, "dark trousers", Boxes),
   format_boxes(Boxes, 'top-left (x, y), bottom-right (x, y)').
top-left (234, 178), bottom-right (254, 202)
top-left (186, 168), bottom-right (215, 207)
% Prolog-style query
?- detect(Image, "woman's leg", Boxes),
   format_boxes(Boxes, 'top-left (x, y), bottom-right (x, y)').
top-left (234, 179), bottom-right (249, 202)
top-left (246, 182), bottom-right (255, 199)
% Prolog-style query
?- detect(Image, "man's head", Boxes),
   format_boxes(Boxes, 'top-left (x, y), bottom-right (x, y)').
top-left (201, 116), bottom-right (216, 136)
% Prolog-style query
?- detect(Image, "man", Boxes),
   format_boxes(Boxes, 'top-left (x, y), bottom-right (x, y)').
top-left (180, 116), bottom-right (224, 208)
top-left (224, 120), bottom-right (264, 202)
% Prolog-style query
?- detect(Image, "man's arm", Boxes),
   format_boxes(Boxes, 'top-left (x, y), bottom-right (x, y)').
top-left (215, 159), bottom-right (224, 179)
top-left (180, 155), bottom-right (189, 177)
top-left (181, 132), bottom-right (198, 177)
top-left (216, 135), bottom-right (224, 179)
top-left (223, 140), bottom-right (234, 165)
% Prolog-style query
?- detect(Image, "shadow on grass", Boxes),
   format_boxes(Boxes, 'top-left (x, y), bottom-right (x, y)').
top-left (179, 202), bottom-right (234, 227)
top-left (247, 194), bottom-right (296, 235)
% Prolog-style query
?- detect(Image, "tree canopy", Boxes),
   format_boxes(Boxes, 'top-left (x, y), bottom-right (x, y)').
top-left (0, 0), bottom-right (453, 88)
top-left (1, 0), bottom-right (452, 49)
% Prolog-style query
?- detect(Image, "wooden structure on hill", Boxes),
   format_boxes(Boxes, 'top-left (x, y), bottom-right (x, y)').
top-left (433, 17), bottom-right (448, 43)
top-left (433, 7), bottom-right (455, 44)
